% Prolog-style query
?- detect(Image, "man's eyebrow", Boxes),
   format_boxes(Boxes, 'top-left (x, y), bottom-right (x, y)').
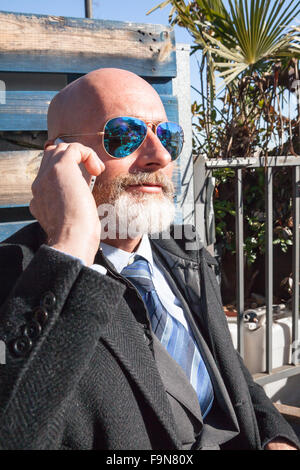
top-left (135, 116), bottom-right (166, 124)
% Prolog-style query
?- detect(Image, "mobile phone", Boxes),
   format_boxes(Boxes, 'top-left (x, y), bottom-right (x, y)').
top-left (54, 138), bottom-right (96, 192)
top-left (54, 137), bottom-right (65, 145)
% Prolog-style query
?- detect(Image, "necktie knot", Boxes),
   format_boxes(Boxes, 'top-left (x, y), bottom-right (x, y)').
top-left (121, 256), bottom-right (154, 294)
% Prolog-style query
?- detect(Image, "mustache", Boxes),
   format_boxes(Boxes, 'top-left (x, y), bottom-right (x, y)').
top-left (93, 171), bottom-right (175, 208)
top-left (117, 171), bottom-right (174, 194)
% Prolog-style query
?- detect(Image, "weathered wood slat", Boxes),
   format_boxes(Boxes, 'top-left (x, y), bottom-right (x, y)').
top-left (0, 12), bottom-right (176, 77)
top-left (0, 91), bottom-right (178, 131)
top-left (273, 403), bottom-right (300, 421)
top-left (0, 150), bottom-right (42, 205)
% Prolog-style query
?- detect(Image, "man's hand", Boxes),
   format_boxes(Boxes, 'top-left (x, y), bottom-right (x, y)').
top-left (30, 142), bottom-right (104, 266)
top-left (265, 438), bottom-right (298, 450)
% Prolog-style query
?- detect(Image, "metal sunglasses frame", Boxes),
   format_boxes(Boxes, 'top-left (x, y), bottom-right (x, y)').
top-left (57, 116), bottom-right (185, 161)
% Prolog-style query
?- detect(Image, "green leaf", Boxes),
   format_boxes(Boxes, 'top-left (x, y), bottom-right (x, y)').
top-left (146, 0), bottom-right (173, 16)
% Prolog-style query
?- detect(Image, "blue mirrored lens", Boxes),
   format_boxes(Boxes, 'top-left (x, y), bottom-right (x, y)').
top-left (104, 117), bottom-right (147, 158)
top-left (156, 122), bottom-right (184, 161)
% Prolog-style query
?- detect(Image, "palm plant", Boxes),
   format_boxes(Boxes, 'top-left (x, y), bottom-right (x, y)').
top-left (148, 0), bottom-right (300, 156)
top-left (199, 0), bottom-right (300, 87)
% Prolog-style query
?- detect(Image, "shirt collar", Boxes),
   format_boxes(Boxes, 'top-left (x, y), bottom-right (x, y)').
top-left (100, 234), bottom-right (154, 274)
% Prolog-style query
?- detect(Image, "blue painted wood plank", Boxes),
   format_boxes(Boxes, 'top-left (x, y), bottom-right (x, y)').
top-left (0, 91), bottom-right (178, 131)
top-left (161, 95), bottom-right (179, 123)
top-left (144, 78), bottom-right (173, 95)
top-left (0, 11), bottom-right (176, 77)
top-left (0, 91), bottom-right (54, 131)
top-left (0, 54), bottom-right (176, 78)
top-left (0, 204), bottom-right (29, 209)
top-left (0, 220), bottom-right (35, 242)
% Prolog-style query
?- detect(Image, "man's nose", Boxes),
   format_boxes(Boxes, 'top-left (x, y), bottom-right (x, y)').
top-left (133, 128), bottom-right (172, 170)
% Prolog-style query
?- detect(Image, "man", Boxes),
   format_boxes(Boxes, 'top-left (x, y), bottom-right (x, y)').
top-left (0, 68), bottom-right (298, 450)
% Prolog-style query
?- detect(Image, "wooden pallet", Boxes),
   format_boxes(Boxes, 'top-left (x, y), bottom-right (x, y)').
top-left (0, 11), bottom-right (193, 240)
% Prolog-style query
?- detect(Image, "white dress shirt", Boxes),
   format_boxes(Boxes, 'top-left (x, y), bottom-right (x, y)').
top-left (51, 236), bottom-right (190, 332)
top-left (98, 235), bottom-right (190, 332)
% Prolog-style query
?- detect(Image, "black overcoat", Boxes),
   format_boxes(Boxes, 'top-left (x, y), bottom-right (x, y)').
top-left (0, 222), bottom-right (298, 449)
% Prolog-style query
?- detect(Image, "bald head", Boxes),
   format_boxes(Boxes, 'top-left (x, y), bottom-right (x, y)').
top-left (47, 68), bottom-right (166, 140)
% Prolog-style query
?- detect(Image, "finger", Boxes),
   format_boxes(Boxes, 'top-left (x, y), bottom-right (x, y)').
top-left (55, 143), bottom-right (105, 176)
top-left (38, 143), bottom-right (69, 174)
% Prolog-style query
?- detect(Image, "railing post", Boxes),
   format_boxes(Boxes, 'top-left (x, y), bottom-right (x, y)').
top-left (193, 155), bottom-right (208, 245)
top-left (235, 168), bottom-right (244, 357)
top-left (265, 167), bottom-right (273, 373)
top-left (292, 165), bottom-right (300, 365)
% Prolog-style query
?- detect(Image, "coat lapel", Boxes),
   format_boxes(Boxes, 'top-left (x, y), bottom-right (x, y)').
top-left (99, 296), bottom-right (181, 448)
top-left (152, 335), bottom-right (202, 424)
top-left (94, 249), bottom-right (181, 449)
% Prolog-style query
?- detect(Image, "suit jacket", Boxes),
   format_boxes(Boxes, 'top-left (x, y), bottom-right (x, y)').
top-left (0, 222), bottom-right (299, 450)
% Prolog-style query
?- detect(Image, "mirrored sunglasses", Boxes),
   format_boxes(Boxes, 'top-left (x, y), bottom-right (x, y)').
top-left (59, 116), bottom-right (184, 161)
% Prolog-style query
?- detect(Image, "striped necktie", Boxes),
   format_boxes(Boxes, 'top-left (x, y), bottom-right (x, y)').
top-left (121, 256), bottom-right (214, 419)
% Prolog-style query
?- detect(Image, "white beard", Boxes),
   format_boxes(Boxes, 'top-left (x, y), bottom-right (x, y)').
top-left (97, 192), bottom-right (175, 240)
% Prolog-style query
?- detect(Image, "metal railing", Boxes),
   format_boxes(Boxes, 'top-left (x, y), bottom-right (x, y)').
top-left (205, 156), bottom-right (300, 385)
